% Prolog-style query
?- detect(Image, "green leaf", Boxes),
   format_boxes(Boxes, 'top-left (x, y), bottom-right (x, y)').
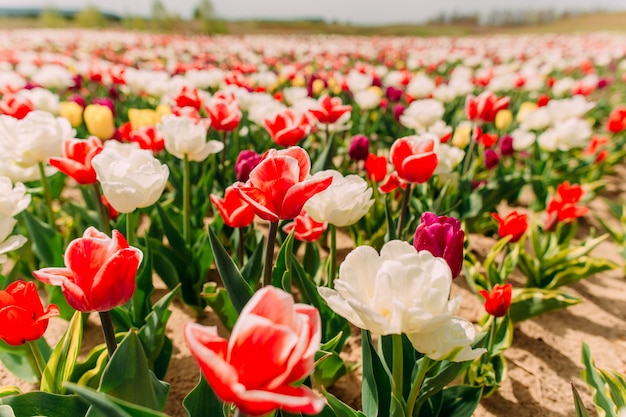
top-left (572, 383), bottom-right (591, 417)
top-left (438, 385), bottom-right (482, 417)
top-left (151, 242), bottom-right (181, 290)
top-left (272, 231), bottom-right (294, 291)
top-left (0, 388), bottom-right (20, 398)
top-left (491, 315), bottom-right (514, 356)
top-left (313, 350), bottom-right (347, 388)
top-left (321, 387), bottom-right (367, 417)
top-left (131, 236), bottom-right (154, 327)
top-left (138, 285), bottom-right (180, 365)
top-left (155, 204), bottom-right (193, 261)
top-left (0, 391), bottom-right (88, 417)
top-left (509, 288), bottom-right (582, 323)
top-left (545, 257), bottom-right (617, 289)
top-left (182, 375), bottom-right (225, 417)
top-left (0, 350), bottom-right (36, 384)
top-left (66, 383), bottom-right (169, 417)
top-left (200, 282), bottom-right (239, 331)
top-left (207, 226), bottom-right (254, 313)
top-left (72, 345), bottom-right (109, 389)
top-left (19, 210), bottom-right (63, 267)
top-left (581, 342), bottom-right (623, 417)
top-left (89, 331), bottom-right (170, 415)
top-left (312, 134), bottom-right (336, 173)
top-left (361, 330), bottom-right (391, 417)
top-left (384, 194), bottom-right (396, 242)
top-left (41, 311), bottom-right (83, 394)
top-left (239, 233), bottom-right (265, 288)
top-left (483, 236), bottom-right (512, 285)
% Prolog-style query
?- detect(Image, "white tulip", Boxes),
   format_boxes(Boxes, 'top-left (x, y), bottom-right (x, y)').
top-left (157, 115), bottom-right (223, 162)
top-left (0, 177), bottom-right (31, 219)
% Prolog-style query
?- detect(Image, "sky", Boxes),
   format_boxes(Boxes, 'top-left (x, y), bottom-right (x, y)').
top-left (2, 0), bottom-right (626, 24)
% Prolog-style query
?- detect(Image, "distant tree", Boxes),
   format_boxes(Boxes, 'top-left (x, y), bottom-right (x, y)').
top-left (39, 6), bottom-right (66, 28)
top-left (74, 5), bottom-right (107, 28)
top-left (122, 15), bottom-right (147, 31)
top-left (193, 0), bottom-right (227, 34)
top-left (151, 0), bottom-right (176, 31)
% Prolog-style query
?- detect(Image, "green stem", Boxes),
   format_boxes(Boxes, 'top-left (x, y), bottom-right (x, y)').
top-left (406, 356), bottom-right (433, 417)
top-left (262, 221), bottom-right (279, 287)
top-left (183, 154), bottom-right (191, 246)
top-left (397, 183), bottom-right (412, 239)
top-left (392, 334), bottom-right (404, 401)
top-left (99, 311), bottom-right (117, 358)
top-left (484, 316), bottom-right (498, 363)
top-left (328, 224), bottom-right (337, 288)
top-left (38, 162), bottom-right (55, 227)
top-left (126, 211), bottom-right (136, 247)
top-left (461, 123), bottom-right (477, 178)
top-left (92, 183), bottom-right (111, 235)
top-left (221, 130), bottom-right (228, 166)
top-left (237, 226), bottom-right (245, 267)
top-left (26, 340), bottom-right (45, 382)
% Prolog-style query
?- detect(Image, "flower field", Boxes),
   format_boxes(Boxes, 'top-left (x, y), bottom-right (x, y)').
top-left (1, 28), bottom-right (626, 417)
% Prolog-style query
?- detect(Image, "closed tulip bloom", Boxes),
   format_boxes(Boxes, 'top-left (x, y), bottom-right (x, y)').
top-left (308, 94), bottom-right (352, 125)
top-left (59, 101), bottom-right (83, 127)
top-left (318, 241), bottom-right (484, 362)
top-left (33, 227), bottom-right (142, 313)
top-left (91, 97), bottom-right (115, 116)
top-left (264, 109), bottom-right (313, 147)
top-left (184, 286), bottom-right (324, 416)
top-left (157, 115), bottom-right (223, 162)
top-left (91, 142), bottom-right (169, 213)
top-left (484, 148), bottom-right (500, 170)
top-left (234, 147), bottom-right (332, 222)
top-left (364, 153), bottom-right (388, 183)
top-left (466, 91), bottom-right (511, 124)
top-left (606, 107), bottom-right (626, 133)
top-left (390, 135), bottom-right (439, 184)
top-left (282, 210), bottom-right (327, 242)
top-left (492, 210), bottom-right (528, 243)
top-left (348, 135), bottom-right (369, 162)
top-left (210, 186), bottom-right (256, 229)
top-left (49, 137), bottom-right (103, 185)
top-left (413, 212), bottom-right (465, 279)
top-left (304, 170), bottom-right (374, 227)
top-left (84, 104), bottom-right (115, 140)
top-left (0, 280), bottom-right (60, 346)
top-left (479, 283), bottom-right (512, 318)
top-left (128, 108), bottom-right (159, 131)
top-left (204, 96), bottom-right (242, 132)
top-left (235, 150), bottom-right (262, 182)
top-left (128, 126), bottom-right (165, 153)
top-left (499, 135), bottom-right (514, 156)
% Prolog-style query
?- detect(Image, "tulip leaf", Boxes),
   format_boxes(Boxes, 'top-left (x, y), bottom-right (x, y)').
top-left (572, 383), bottom-right (591, 417)
top-left (72, 345), bottom-right (109, 389)
top-left (151, 242), bottom-right (181, 290)
top-left (438, 385), bottom-right (482, 417)
top-left (182, 375), bottom-right (225, 417)
top-left (0, 350), bottom-right (36, 384)
top-left (581, 342), bottom-right (626, 417)
top-left (240, 233), bottom-right (265, 289)
top-left (312, 134), bottom-right (336, 173)
top-left (19, 210), bottom-right (63, 267)
top-left (200, 282), bottom-right (238, 331)
top-left (509, 288), bottom-right (582, 323)
top-left (361, 330), bottom-right (391, 417)
top-left (321, 387), bottom-right (367, 417)
top-left (207, 225), bottom-right (254, 313)
top-left (87, 331), bottom-right (170, 415)
top-left (303, 241), bottom-right (322, 280)
top-left (41, 311), bottom-right (83, 394)
top-left (272, 231), bottom-right (294, 291)
top-left (155, 204), bottom-right (192, 261)
top-left (131, 235), bottom-right (155, 327)
top-left (384, 194), bottom-right (396, 242)
top-left (66, 383), bottom-right (169, 417)
top-left (313, 350), bottom-right (347, 388)
top-left (0, 391), bottom-right (88, 417)
top-left (0, 388), bottom-right (20, 398)
top-left (416, 390), bottom-right (442, 417)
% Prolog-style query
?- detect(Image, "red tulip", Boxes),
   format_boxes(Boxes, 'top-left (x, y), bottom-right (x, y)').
top-left (49, 137), bottom-right (104, 185)
top-left (128, 126), bottom-right (165, 153)
top-left (544, 181), bottom-right (589, 231)
top-left (492, 211), bottom-right (528, 243)
top-left (0, 94), bottom-right (34, 120)
top-left (466, 91), bottom-right (510, 124)
top-left (282, 210), bottom-right (327, 242)
top-left (204, 96), bottom-right (242, 132)
top-left (0, 281), bottom-right (60, 346)
top-left (607, 107), bottom-right (626, 133)
top-left (264, 109), bottom-right (313, 147)
top-left (210, 186), bottom-right (256, 229)
top-left (184, 286), bottom-right (324, 416)
top-left (479, 283), bottom-right (512, 318)
top-left (174, 85), bottom-right (203, 110)
top-left (33, 227), bottom-right (142, 313)
top-left (364, 153), bottom-right (388, 183)
top-left (390, 135), bottom-right (439, 184)
top-left (308, 94), bottom-right (352, 124)
top-left (234, 147), bottom-right (332, 222)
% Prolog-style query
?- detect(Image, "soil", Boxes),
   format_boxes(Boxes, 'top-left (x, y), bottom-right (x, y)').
top-left (2, 176), bottom-right (626, 417)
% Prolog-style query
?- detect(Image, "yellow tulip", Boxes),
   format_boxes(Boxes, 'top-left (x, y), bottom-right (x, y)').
top-left (128, 108), bottom-right (158, 131)
top-left (155, 104), bottom-right (171, 122)
top-left (291, 76), bottom-right (306, 87)
top-left (452, 121), bottom-right (472, 149)
top-left (516, 102), bottom-right (538, 123)
top-left (311, 79), bottom-right (326, 96)
top-left (83, 104), bottom-right (115, 140)
top-left (495, 109), bottom-right (513, 130)
top-left (59, 101), bottom-right (83, 127)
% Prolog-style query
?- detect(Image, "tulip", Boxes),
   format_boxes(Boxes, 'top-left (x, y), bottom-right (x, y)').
top-left (91, 97), bottom-right (115, 116)
top-left (308, 94), bottom-right (352, 125)
top-left (204, 96), bottom-right (242, 132)
top-left (128, 126), bottom-right (165, 153)
top-left (184, 286), bottom-right (325, 416)
top-left (0, 218), bottom-right (28, 264)
top-left (492, 211), bottom-right (528, 243)
top-left (49, 137), bottom-right (103, 185)
top-left (399, 99), bottom-right (445, 133)
top-left (0, 176), bottom-right (31, 219)
top-left (479, 284), bottom-right (512, 318)
top-left (235, 150), bottom-right (262, 182)
top-left (174, 85), bottom-right (203, 110)
top-left (84, 104), bottom-right (115, 140)
top-left (128, 108), bottom-right (158, 131)
top-left (413, 212), bottom-right (465, 279)
top-left (0, 280), bottom-right (59, 346)
top-left (210, 186), bottom-right (255, 229)
top-left (348, 135), bottom-right (369, 162)
top-left (466, 91), bottom-right (510, 124)
top-left (33, 227), bottom-right (142, 313)
top-left (0, 94), bottom-right (34, 120)
top-left (390, 135), bottom-right (439, 184)
top-left (282, 210), bottom-right (327, 243)
top-left (499, 135), bottom-right (514, 156)
top-left (607, 107), bottom-right (626, 133)
top-left (364, 153), bottom-right (388, 183)
top-left (59, 101), bottom-right (83, 127)
top-left (544, 181), bottom-right (589, 231)
top-left (157, 115), bottom-right (223, 162)
top-left (264, 109), bottom-right (313, 147)
top-left (494, 109), bottom-right (513, 130)
top-left (91, 141), bottom-right (169, 214)
top-left (484, 149), bottom-right (500, 170)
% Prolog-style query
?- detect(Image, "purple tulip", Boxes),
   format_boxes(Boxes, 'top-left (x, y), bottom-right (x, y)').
top-left (499, 135), bottom-right (514, 156)
top-left (484, 149), bottom-right (500, 169)
top-left (348, 135), bottom-right (369, 162)
top-left (413, 212), bottom-right (465, 278)
top-left (385, 86), bottom-right (403, 102)
top-left (235, 150), bottom-right (262, 182)
top-left (393, 104), bottom-right (405, 122)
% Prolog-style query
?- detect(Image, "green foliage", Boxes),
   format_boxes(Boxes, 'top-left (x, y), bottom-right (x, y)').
top-left (74, 6), bottom-right (107, 28)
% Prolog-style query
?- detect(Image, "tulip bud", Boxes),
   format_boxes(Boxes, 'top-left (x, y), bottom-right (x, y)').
top-left (385, 86), bottom-right (403, 102)
top-left (393, 104), bottom-right (405, 122)
top-left (452, 122), bottom-right (472, 148)
top-left (413, 212), bottom-right (465, 278)
top-left (59, 101), bottom-right (83, 127)
top-left (492, 210), bottom-right (528, 243)
top-left (484, 149), bottom-right (500, 169)
top-left (495, 109), bottom-right (513, 130)
top-left (348, 135), bottom-right (369, 162)
top-left (479, 284), bottom-right (512, 318)
top-left (499, 135), bottom-right (514, 156)
top-left (84, 104), bottom-right (115, 140)
top-left (235, 150), bottom-right (262, 182)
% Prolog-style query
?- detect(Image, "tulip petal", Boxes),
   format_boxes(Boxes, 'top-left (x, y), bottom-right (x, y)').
top-left (280, 176), bottom-right (332, 220)
top-left (236, 385), bottom-right (326, 416)
top-left (400, 152), bottom-right (439, 183)
top-left (89, 247), bottom-right (142, 312)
